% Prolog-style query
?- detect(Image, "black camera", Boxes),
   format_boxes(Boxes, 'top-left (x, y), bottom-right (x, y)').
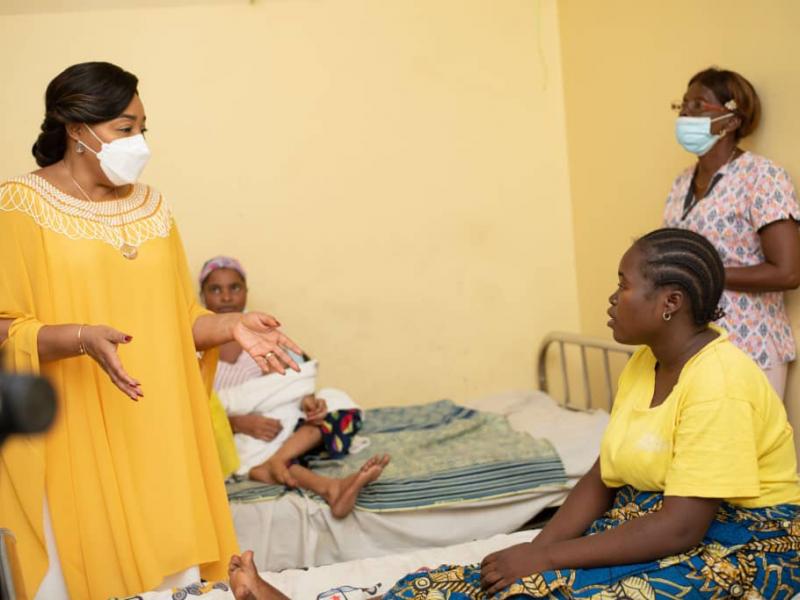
top-left (0, 364), bottom-right (57, 599)
top-left (0, 372), bottom-right (56, 446)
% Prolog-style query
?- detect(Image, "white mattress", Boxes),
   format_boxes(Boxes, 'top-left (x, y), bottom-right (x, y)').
top-left (264, 530), bottom-right (537, 598)
top-left (231, 390), bottom-right (608, 571)
top-left (139, 531), bottom-right (537, 600)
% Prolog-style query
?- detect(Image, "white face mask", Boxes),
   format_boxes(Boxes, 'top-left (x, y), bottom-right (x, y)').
top-left (83, 125), bottom-right (151, 186)
top-left (674, 113), bottom-right (734, 156)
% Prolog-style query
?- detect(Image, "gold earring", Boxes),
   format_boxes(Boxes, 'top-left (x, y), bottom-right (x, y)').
top-left (662, 311), bottom-right (672, 322)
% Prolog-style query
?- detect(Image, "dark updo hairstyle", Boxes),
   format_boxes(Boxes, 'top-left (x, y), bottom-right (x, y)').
top-left (635, 228), bottom-right (725, 326)
top-left (32, 62), bottom-right (139, 167)
top-left (688, 67), bottom-right (760, 140)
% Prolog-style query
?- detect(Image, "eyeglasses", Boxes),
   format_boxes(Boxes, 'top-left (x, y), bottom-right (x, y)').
top-left (670, 98), bottom-right (738, 114)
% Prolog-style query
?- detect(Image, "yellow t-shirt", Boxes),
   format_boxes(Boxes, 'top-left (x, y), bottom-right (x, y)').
top-left (600, 326), bottom-right (800, 508)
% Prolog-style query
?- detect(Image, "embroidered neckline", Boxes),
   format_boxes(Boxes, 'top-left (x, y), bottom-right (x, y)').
top-left (0, 174), bottom-right (173, 254)
top-left (10, 174), bottom-right (162, 225)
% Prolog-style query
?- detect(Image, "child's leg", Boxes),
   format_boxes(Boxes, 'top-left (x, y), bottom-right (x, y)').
top-left (249, 409), bottom-right (364, 486)
top-left (271, 424), bottom-right (322, 464)
top-left (287, 454), bottom-right (391, 519)
top-left (249, 453), bottom-right (390, 519)
top-left (249, 424), bottom-right (322, 486)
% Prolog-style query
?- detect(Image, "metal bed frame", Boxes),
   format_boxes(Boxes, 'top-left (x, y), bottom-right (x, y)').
top-left (537, 331), bottom-right (634, 411)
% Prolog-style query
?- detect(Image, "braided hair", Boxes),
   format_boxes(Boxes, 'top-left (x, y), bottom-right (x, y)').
top-left (32, 62), bottom-right (139, 167)
top-left (635, 228), bottom-right (725, 326)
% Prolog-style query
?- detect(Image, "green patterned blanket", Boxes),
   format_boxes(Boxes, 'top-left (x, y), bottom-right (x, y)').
top-left (226, 399), bottom-right (566, 511)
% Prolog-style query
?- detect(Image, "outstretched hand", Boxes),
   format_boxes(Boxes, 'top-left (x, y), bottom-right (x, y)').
top-left (82, 325), bottom-right (143, 400)
top-left (233, 312), bottom-right (303, 375)
top-left (480, 542), bottom-right (550, 596)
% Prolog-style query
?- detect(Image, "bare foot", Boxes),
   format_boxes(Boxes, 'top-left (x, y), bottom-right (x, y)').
top-left (229, 550), bottom-right (289, 600)
top-left (248, 457), bottom-right (298, 488)
top-left (329, 454), bottom-right (391, 519)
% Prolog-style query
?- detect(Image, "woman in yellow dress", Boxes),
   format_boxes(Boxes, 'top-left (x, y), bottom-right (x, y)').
top-left (0, 61), bottom-right (302, 600)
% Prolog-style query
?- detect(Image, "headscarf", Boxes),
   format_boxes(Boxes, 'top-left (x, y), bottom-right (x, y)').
top-left (199, 256), bottom-right (247, 288)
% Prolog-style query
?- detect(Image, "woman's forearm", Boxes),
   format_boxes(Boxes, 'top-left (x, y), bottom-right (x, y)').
top-left (193, 313), bottom-right (240, 351)
top-left (542, 496), bottom-right (720, 571)
top-left (4, 320), bottom-right (103, 363)
top-left (726, 220), bottom-right (800, 292)
top-left (726, 264), bottom-right (800, 292)
top-left (38, 324), bottom-right (85, 362)
top-left (532, 460), bottom-right (616, 548)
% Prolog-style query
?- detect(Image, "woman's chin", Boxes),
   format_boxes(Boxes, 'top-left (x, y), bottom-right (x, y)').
top-left (608, 322), bottom-right (627, 344)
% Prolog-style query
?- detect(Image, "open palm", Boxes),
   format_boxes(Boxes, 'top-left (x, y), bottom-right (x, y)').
top-left (233, 312), bottom-right (303, 375)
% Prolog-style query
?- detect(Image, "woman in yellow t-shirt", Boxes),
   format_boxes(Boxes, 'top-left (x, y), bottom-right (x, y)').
top-left (241, 228), bottom-right (800, 600)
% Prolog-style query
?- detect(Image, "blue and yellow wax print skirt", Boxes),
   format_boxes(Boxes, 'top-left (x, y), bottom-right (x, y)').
top-left (384, 486), bottom-right (800, 599)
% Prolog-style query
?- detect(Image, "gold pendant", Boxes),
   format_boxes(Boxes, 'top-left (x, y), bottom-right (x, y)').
top-left (120, 243), bottom-right (138, 260)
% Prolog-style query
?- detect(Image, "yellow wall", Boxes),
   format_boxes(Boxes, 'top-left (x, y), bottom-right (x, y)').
top-left (558, 0), bottom-right (800, 448)
top-left (0, 0), bottom-right (580, 407)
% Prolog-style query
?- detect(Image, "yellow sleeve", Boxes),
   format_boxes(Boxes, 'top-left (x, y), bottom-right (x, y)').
top-left (168, 220), bottom-right (220, 387)
top-left (0, 189), bottom-right (48, 371)
top-left (665, 397), bottom-right (760, 498)
top-left (0, 189), bottom-right (50, 592)
top-left (170, 220), bottom-right (212, 326)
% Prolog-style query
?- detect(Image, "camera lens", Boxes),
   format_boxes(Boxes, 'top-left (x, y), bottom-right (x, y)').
top-left (0, 374), bottom-right (56, 437)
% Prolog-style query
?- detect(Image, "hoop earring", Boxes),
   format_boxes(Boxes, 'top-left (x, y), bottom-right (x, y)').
top-left (75, 141), bottom-right (85, 154)
top-left (662, 311), bottom-right (672, 322)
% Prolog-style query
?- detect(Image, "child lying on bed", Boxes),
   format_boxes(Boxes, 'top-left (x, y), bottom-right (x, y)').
top-left (200, 256), bottom-right (389, 519)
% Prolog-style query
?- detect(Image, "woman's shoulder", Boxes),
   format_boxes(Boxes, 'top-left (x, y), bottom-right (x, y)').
top-left (739, 152), bottom-right (792, 179)
top-left (682, 337), bottom-right (770, 403)
top-left (0, 173), bottom-right (47, 207)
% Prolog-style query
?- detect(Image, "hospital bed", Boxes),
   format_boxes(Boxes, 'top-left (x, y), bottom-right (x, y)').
top-left (225, 331), bottom-right (633, 572)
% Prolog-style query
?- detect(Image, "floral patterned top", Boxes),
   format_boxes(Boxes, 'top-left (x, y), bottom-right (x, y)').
top-left (663, 151), bottom-right (800, 368)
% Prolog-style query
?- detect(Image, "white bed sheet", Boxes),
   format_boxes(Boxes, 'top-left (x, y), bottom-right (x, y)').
top-left (265, 529), bottom-right (537, 599)
top-left (231, 390), bottom-right (608, 572)
top-left (139, 531), bottom-right (537, 600)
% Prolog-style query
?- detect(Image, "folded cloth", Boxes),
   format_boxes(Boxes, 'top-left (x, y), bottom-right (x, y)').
top-left (217, 359), bottom-right (360, 475)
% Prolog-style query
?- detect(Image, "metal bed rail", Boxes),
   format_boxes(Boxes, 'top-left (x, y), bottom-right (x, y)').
top-left (537, 331), bottom-right (635, 410)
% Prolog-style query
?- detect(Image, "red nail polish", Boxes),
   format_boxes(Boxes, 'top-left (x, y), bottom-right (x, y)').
top-left (125, 336), bottom-right (133, 342)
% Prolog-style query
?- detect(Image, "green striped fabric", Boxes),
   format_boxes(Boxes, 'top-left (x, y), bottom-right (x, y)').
top-left (227, 399), bottom-right (566, 511)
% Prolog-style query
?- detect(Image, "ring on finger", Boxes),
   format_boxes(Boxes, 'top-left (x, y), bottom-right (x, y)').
top-left (264, 351), bottom-right (275, 360)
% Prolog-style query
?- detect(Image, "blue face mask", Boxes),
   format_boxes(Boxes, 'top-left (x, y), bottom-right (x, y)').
top-left (675, 114), bottom-right (734, 156)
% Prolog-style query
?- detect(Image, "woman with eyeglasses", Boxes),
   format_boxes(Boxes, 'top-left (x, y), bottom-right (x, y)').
top-left (664, 67), bottom-right (800, 398)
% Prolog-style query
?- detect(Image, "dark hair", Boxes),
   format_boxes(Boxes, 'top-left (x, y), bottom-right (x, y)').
top-left (32, 62), bottom-right (139, 167)
top-left (634, 228), bottom-right (725, 326)
top-left (688, 67), bottom-right (760, 140)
